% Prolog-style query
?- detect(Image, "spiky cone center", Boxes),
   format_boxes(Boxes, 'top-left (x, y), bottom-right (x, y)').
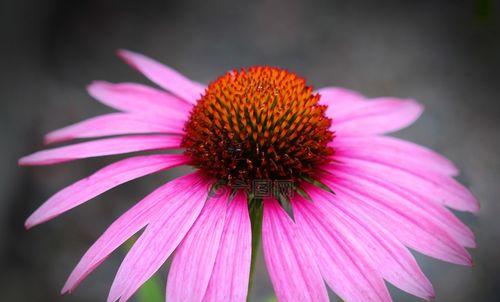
top-left (182, 66), bottom-right (334, 189)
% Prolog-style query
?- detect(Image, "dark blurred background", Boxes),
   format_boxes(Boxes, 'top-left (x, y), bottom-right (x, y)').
top-left (1, 0), bottom-right (499, 301)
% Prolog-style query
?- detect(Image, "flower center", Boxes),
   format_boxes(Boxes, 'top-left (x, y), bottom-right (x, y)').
top-left (182, 66), bottom-right (334, 187)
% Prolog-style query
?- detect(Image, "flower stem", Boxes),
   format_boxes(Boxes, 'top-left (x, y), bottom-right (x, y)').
top-left (247, 198), bottom-right (264, 302)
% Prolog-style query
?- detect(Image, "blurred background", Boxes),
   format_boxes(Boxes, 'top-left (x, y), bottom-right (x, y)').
top-left (1, 0), bottom-right (499, 301)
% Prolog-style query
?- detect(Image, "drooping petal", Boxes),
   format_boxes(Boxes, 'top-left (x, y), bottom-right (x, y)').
top-left (61, 172), bottom-right (199, 294)
top-left (19, 135), bottom-right (182, 166)
top-left (332, 98), bottom-right (423, 135)
top-left (262, 198), bottom-right (329, 302)
top-left (202, 192), bottom-right (251, 302)
top-left (321, 171), bottom-right (473, 265)
top-left (327, 161), bottom-right (475, 247)
top-left (88, 81), bottom-right (193, 115)
top-left (305, 184), bottom-right (435, 300)
top-left (117, 49), bottom-right (205, 104)
top-left (292, 195), bottom-right (392, 302)
top-left (331, 157), bottom-right (479, 212)
top-left (316, 87), bottom-right (367, 118)
top-left (25, 154), bottom-right (189, 228)
top-left (107, 172), bottom-right (212, 302)
top-left (332, 135), bottom-right (459, 176)
top-left (45, 113), bottom-right (185, 144)
top-left (166, 189), bottom-right (229, 302)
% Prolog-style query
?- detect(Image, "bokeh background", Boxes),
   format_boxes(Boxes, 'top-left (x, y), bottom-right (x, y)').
top-left (1, 0), bottom-right (499, 301)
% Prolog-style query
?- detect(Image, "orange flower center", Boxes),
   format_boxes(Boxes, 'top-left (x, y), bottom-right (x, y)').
top-left (182, 66), bottom-right (334, 186)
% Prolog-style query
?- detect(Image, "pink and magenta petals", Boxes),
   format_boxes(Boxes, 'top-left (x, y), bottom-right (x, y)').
top-left (292, 195), bottom-right (392, 302)
top-left (25, 154), bottom-right (189, 229)
top-left (19, 135), bottom-right (182, 166)
top-left (166, 189), bottom-right (229, 302)
top-left (332, 157), bottom-right (479, 213)
top-left (107, 172), bottom-right (212, 302)
top-left (262, 198), bottom-right (329, 302)
top-left (305, 185), bottom-right (435, 300)
top-left (88, 81), bottom-right (193, 115)
top-left (44, 112), bottom-right (185, 145)
top-left (332, 135), bottom-right (459, 176)
top-left (328, 162), bottom-right (475, 248)
top-left (321, 171), bottom-right (473, 266)
top-left (61, 172), bottom-right (200, 294)
top-left (332, 98), bottom-right (424, 136)
top-left (117, 49), bottom-right (205, 104)
top-left (203, 192), bottom-right (251, 302)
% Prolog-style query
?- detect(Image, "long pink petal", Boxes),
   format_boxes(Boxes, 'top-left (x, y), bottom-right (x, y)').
top-left (61, 172), bottom-right (199, 294)
top-left (25, 154), bottom-right (189, 228)
top-left (117, 50), bottom-right (204, 104)
top-left (107, 172), bottom-right (212, 302)
top-left (332, 135), bottom-right (459, 176)
top-left (88, 81), bottom-right (192, 115)
top-left (328, 161), bottom-right (475, 247)
top-left (45, 113), bottom-right (185, 144)
top-left (332, 98), bottom-right (423, 135)
top-left (292, 195), bottom-right (392, 302)
top-left (19, 135), bottom-right (182, 166)
top-left (316, 87), bottom-right (367, 118)
top-left (262, 198), bottom-right (329, 302)
top-left (321, 171), bottom-right (473, 265)
top-left (166, 189), bottom-right (229, 302)
top-left (305, 185), bottom-right (435, 300)
top-left (331, 157), bottom-right (479, 212)
top-left (203, 192), bottom-right (251, 302)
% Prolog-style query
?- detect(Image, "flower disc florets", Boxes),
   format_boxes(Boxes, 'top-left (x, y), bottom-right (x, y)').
top-left (182, 66), bottom-right (334, 187)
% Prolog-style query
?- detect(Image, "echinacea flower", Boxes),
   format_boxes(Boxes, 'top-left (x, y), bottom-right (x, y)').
top-left (20, 50), bottom-right (479, 302)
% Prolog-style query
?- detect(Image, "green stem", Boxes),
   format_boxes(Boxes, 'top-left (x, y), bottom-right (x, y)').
top-left (247, 198), bottom-right (264, 302)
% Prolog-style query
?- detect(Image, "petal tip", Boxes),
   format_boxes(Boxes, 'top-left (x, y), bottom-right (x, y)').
top-left (462, 253), bottom-right (474, 267)
top-left (406, 98), bottom-right (425, 114)
top-left (60, 285), bottom-right (70, 295)
top-left (116, 49), bottom-right (137, 67)
top-left (422, 283), bottom-right (436, 301)
top-left (87, 80), bottom-right (109, 95)
top-left (18, 157), bottom-right (29, 166)
top-left (44, 132), bottom-right (64, 145)
top-left (24, 215), bottom-right (38, 230)
top-left (24, 220), bottom-right (33, 230)
top-left (466, 196), bottom-right (480, 213)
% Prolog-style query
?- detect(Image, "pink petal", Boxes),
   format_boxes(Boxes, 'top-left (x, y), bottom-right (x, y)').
top-left (332, 98), bottom-right (423, 135)
top-left (262, 198), bottom-right (329, 302)
top-left (292, 195), bottom-right (392, 302)
top-left (203, 192), bottom-right (251, 302)
top-left (332, 135), bottom-right (459, 176)
top-left (88, 81), bottom-right (193, 114)
top-left (321, 171), bottom-right (473, 265)
top-left (25, 154), bottom-right (189, 228)
top-left (166, 189), bottom-right (229, 302)
top-left (316, 87), bottom-right (367, 118)
top-left (107, 172), bottom-right (212, 302)
top-left (61, 172), bottom-right (199, 294)
top-left (328, 161), bottom-right (475, 248)
top-left (305, 184), bottom-right (435, 300)
top-left (44, 113), bottom-right (185, 144)
top-left (19, 135), bottom-right (182, 166)
top-left (117, 49), bottom-right (205, 104)
top-left (332, 157), bottom-right (479, 212)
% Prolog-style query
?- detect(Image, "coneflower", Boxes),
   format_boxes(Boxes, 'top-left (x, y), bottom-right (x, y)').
top-left (20, 50), bottom-right (478, 302)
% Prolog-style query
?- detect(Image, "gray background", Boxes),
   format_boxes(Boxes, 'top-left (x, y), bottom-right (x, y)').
top-left (1, 0), bottom-right (499, 301)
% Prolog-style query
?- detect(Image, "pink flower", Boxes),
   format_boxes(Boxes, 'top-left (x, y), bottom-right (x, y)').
top-left (20, 50), bottom-right (478, 302)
